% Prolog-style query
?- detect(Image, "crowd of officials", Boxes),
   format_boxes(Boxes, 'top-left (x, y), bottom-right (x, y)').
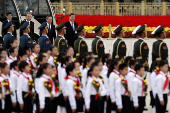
top-left (0, 12), bottom-right (169, 113)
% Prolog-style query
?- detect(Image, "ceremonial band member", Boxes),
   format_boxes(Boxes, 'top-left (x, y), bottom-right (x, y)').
top-left (151, 25), bottom-right (168, 63)
top-left (133, 25), bottom-right (149, 79)
top-left (91, 23), bottom-right (105, 60)
top-left (54, 22), bottom-right (68, 54)
top-left (112, 24), bottom-right (127, 63)
top-left (74, 24), bottom-right (88, 59)
top-left (3, 21), bottom-right (15, 49)
top-left (38, 22), bottom-right (51, 50)
top-left (19, 22), bottom-right (33, 51)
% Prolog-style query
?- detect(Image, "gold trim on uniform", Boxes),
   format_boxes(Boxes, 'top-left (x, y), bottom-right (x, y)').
top-left (94, 55), bottom-right (98, 58)
top-left (76, 53), bottom-right (80, 56)
top-left (136, 56), bottom-right (142, 59)
top-left (156, 57), bottom-right (161, 61)
top-left (158, 42), bottom-right (164, 60)
top-left (115, 40), bottom-right (122, 59)
top-left (140, 41), bottom-right (144, 56)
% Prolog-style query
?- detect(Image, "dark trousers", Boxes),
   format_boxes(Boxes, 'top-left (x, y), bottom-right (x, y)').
top-left (133, 97), bottom-right (145, 113)
top-left (35, 93), bottom-right (40, 113)
top-left (12, 91), bottom-right (20, 113)
top-left (58, 94), bottom-right (65, 107)
top-left (22, 92), bottom-right (33, 113)
top-left (4, 94), bottom-right (12, 113)
top-left (150, 91), bottom-right (155, 108)
top-left (117, 95), bottom-right (131, 113)
top-left (106, 96), bottom-right (117, 113)
top-left (42, 97), bottom-right (53, 113)
top-left (51, 97), bottom-right (59, 113)
top-left (65, 97), bottom-right (84, 113)
top-left (89, 95), bottom-right (104, 113)
top-left (155, 94), bottom-right (168, 113)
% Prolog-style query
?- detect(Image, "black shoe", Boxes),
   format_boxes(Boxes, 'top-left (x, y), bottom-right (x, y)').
top-left (143, 108), bottom-right (148, 111)
top-left (165, 110), bottom-right (169, 113)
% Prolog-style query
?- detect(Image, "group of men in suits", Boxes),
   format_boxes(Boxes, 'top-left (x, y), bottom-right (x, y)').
top-left (1, 12), bottom-right (78, 50)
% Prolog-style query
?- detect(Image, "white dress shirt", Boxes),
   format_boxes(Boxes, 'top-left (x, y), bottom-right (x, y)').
top-left (47, 23), bottom-right (51, 30)
top-left (85, 76), bottom-right (107, 109)
top-left (38, 74), bottom-right (55, 109)
top-left (150, 70), bottom-right (157, 98)
top-left (131, 74), bottom-right (145, 107)
top-left (66, 76), bottom-right (80, 110)
top-left (59, 66), bottom-right (68, 96)
top-left (115, 76), bottom-right (128, 109)
top-left (6, 55), bottom-right (17, 66)
top-left (17, 72), bottom-right (33, 104)
top-left (79, 64), bottom-right (84, 74)
top-left (82, 67), bottom-right (89, 97)
top-left (109, 69), bottom-right (120, 102)
top-left (69, 21), bottom-right (74, 31)
top-left (101, 63), bottom-right (108, 77)
top-left (10, 70), bottom-right (20, 103)
top-left (156, 71), bottom-right (169, 101)
top-left (57, 63), bottom-right (62, 77)
top-left (126, 68), bottom-right (136, 91)
top-left (48, 56), bottom-right (55, 67)
top-left (30, 53), bottom-right (38, 68)
top-left (102, 70), bottom-right (110, 96)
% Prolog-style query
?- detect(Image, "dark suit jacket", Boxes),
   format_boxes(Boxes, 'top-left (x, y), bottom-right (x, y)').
top-left (20, 19), bottom-right (35, 41)
top-left (1, 20), bottom-right (17, 38)
top-left (39, 23), bottom-right (56, 44)
top-left (65, 21), bottom-right (78, 48)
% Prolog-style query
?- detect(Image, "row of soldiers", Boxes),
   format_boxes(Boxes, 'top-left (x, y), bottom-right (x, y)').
top-left (2, 19), bottom-right (168, 66)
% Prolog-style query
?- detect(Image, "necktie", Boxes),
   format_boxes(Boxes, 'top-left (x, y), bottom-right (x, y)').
top-left (48, 24), bottom-right (51, 32)
top-left (163, 75), bottom-right (169, 91)
top-left (72, 23), bottom-right (74, 31)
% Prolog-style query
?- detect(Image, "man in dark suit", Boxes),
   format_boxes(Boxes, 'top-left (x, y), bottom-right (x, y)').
top-left (20, 12), bottom-right (35, 42)
top-left (1, 12), bottom-right (17, 38)
top-left (45, 16), bottom-right (56, 45)
top-left (65, 13), bottom-right (78, 48)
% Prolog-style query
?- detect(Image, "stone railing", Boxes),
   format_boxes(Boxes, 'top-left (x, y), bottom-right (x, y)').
top-left (52, 1), bottom-right (170, 15)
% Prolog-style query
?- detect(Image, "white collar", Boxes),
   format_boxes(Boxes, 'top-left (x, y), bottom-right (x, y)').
top-left (136, 74), bottom-right (143, 80)
top-left (129, 68), bottom-right (136, 73)
top-left (68, 75), bottom-right (77, 81)
top-left (138, 38), bottom-right (144, 41)
top-left (157, 38), bottom-right (163, 41)
top-left (42, 35), bottom-right (48, 37)
top-left (23, 33), bottom-right (29, 36)
top-left (78, 36), bottom-right (85, 39)
top-left (58, 35), bottom-right (65, 39)
top-left (7, 19), bottom-right (11, 22)
top-left (31, 53), bottom-right (38, 57)
top-left (42, 74), bottom-right (51, 79)
top-left (113, 69), bottom-right (119, 74)
top-left (26, 20), bottom-right (30, 23)
top-left (7, 32), bottom-right (12, 35)
top-left (116, 37), bottom-right (123, 40)
top-left (22, 72), bottom-right (29, 77)
top-left (159, 71), bottom-right (166, 76)
top-left (13, 70), bottom-right (20, 76)
top-left (96, 36), bottom-right (103, 41)
top-left (69, 21), bottom-right (74, 24)
top-left (1, 73), bottom-right (8, 79)
top-left (9, 55), bottom-right (16, 60)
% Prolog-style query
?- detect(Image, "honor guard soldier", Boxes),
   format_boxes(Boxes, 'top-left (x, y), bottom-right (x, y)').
top-left (74, 24), bottom-right (88, 59)
top-left (3, 21), bottom-right (15, 49)
top-left (130, 25), bottom-right (141, 57)
top-left (134, 25), bottom-right (149, 79)
top-left (19, 22), bottom-right (33, 51)
top-left (54, 22), bottom-right (68, 54)
top-left (91, 23), bottom-right (105, 60)
top-left (38, 22), bottom-right (51, 50)
top-left (112, 24), bottom-right (127, 63)
top-left (151, 25), bottom-right (168, 63)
